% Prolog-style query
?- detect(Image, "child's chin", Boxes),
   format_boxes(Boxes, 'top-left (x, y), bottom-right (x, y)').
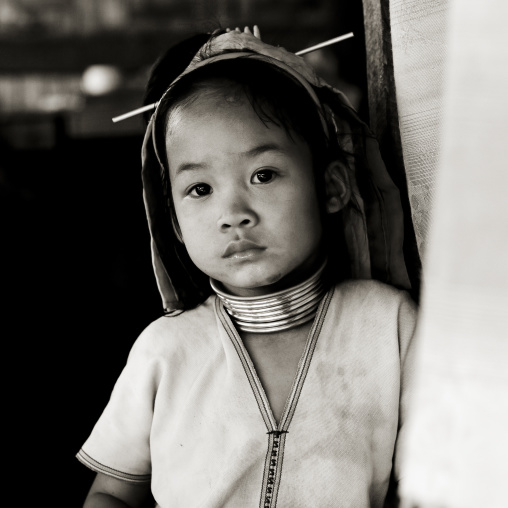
top-left (220, 270), bottom-right (286, 296)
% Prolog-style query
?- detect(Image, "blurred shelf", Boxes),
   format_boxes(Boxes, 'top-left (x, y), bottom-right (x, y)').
top-left (0, 89), bottom-right (146, 149)
top-left (0, 25), bottom-right (351, 74)
top-left (67, 91), bottom-right (146, 138)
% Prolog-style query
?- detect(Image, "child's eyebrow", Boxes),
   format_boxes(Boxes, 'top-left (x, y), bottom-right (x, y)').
top-left (175, 162), bottom-right (207, 175)
top-left (245, 143), bottom-right (287, 159)
top-left (174, 144), bottom-right (287, 175)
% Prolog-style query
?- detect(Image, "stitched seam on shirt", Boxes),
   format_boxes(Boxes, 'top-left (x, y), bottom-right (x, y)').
top-left (260, 431), bottom-right (287, 508)
top-left (280, 287), bottom-right (335, 430)
top-left (215, 297), bottom-right (273, 430)
top-left (259, 433), bottom-right (275, 508)
top-left (272, 432), bottom-right (287, 508)
top-left (76, 449), bottom-right (151, 483)
top-left (259, 433), bottom-right (273, 508)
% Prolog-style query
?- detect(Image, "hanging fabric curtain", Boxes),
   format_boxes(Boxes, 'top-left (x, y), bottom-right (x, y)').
top-left (361, 0), bottom-right (424, 297)
top-left (362, 1), bottom-right (508, 506)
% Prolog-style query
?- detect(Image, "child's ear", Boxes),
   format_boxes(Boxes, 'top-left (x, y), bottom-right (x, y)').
top-left (324, 160), bottom-right (351, 214)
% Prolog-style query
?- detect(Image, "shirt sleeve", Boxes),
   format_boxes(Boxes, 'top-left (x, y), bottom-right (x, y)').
top-left (76, 332), bottom-right (163, 483)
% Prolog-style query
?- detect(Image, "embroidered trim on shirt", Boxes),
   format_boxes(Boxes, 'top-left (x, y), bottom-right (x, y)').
top-left (261, 430), bottom-right (288, 508)
top-left (278, 288), bottom-right (333, 430)
top-left (216, 297), bottom-right (275, 430)
top-left (76, 449), bottom-right (151, 483)
top-left (216, 286), bottom-right (334, 508)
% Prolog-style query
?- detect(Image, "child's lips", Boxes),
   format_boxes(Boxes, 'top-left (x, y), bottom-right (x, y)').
top-left (222, 240), bottom-right (266, 258)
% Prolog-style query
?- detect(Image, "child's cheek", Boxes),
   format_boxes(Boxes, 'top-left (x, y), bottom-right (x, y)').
top-left (177, 203), bottom-right (221, 257)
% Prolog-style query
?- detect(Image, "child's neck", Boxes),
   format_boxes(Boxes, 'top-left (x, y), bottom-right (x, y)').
top-left (240, 322), bottom-right (313, 425)
top-left (211, 258), bottom-right (327, 334)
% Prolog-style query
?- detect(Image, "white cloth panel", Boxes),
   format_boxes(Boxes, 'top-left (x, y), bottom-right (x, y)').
top-left (389, 0), bottom-right (448, 257)
top-left (398, 0), bottom-right (508, 506)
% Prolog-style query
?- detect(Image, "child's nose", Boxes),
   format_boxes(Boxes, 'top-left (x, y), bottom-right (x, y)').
top-left (217, 196), bottom-right (258, 232)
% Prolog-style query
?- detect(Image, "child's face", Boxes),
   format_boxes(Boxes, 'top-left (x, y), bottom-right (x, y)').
top-left (166, 94), bottom-right (323, 296)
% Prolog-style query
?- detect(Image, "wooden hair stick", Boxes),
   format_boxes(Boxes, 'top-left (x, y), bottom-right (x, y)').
top-left (295, 32), bottom-right (354, 56)
top-left (112, 32), bottom-right (354, 123)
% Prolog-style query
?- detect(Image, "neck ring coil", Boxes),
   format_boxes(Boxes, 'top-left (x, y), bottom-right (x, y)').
top-left (210, 260), bottom-right (327, 333)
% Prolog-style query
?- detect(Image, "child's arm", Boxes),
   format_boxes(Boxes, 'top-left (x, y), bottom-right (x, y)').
top-left (389, 292), bottom-right (419, 500)
top-left (83, 473), bottom-right (151, 508)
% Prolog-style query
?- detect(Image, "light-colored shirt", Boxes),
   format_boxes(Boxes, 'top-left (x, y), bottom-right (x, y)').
top-left (77, 279), bottom-right (417, 508)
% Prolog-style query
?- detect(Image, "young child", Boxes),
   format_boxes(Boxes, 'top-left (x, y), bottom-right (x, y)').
top-left (77, 27), bottom-right (418, 508)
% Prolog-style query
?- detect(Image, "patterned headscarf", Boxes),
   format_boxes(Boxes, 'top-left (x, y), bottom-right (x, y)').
top-left (141, 31), bottom-right (411, 314)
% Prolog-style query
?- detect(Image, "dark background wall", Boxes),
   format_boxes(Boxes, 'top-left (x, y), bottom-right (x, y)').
top-left (1, 1), bottom-right (366, 504)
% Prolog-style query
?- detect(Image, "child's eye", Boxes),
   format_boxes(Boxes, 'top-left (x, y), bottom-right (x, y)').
top-left (188, 183), bottom-right (212, 197)
top-left (251, 169), bottom-right (276, 184)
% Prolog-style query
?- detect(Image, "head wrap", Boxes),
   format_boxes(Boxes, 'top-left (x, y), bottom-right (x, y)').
top-left (141, 31), bottom-right (411, 314)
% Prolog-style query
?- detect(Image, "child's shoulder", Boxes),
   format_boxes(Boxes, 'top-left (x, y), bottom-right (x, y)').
top-left (130, 295), bottom-right (218, 359)
top-left (330, 280), bottom-right (417, 351)
top-left (336, 278), bottom-right (412, 296)
top-left (333, 278), bottom-right (417, 314)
